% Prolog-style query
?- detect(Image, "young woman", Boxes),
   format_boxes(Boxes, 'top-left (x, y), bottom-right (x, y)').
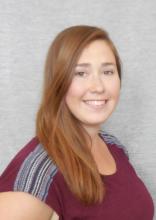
top-left (0, 25), bottom-right (154, 220)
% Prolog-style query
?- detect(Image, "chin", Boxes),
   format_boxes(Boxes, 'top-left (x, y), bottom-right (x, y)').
top-left (82, 118), bottom-right (107, 127)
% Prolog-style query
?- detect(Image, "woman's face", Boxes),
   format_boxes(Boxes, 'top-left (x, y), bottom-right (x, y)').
top-left (65, 40), bottom-right (120, 131)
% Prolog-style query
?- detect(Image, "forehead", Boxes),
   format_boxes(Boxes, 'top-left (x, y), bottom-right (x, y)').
top-left (77, 40), bottom-right (116, 64)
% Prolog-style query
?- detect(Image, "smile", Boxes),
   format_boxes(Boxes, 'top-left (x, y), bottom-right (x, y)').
top-left (83, 100), bottom-right (107, 107)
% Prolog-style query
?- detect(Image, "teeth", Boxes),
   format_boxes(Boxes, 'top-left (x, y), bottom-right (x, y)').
top-left (84, 100), bottom-right (106, 106)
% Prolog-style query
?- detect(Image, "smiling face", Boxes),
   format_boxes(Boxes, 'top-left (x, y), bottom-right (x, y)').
top-left (65, 40), bottom-right (121, 132)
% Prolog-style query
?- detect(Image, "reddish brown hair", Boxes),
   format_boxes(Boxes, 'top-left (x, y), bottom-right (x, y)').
top-left (36, 25), bottom-right (122, 205)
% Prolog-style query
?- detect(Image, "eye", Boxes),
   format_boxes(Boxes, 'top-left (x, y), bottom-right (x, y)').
top-left (103, 70), bottom-right (114, 75)
top-left (75, 71), bottom-right (87, 77)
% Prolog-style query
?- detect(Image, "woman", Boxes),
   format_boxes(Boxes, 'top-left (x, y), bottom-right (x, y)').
top-left (0, 25), bottom-right (154, 220)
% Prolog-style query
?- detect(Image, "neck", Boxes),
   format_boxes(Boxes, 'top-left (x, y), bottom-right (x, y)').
top-left (83, 124), bottom-right (102, 147)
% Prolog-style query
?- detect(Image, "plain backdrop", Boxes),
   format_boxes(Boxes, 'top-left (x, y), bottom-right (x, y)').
top-left (0, 0), bottom-right (156, 217)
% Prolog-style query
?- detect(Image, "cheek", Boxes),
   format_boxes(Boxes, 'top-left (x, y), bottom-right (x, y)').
top-left (65, 81), bottom-right (85, 101)
top-left (110, 78), bottom-right (121, 97)
top-left (65, 82), bottom-right (84, 115)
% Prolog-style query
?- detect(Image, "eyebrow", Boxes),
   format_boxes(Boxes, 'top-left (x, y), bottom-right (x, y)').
top-left (102, 62), bottom-right (116, 67)
top-left (75, 62), bottom-right (116, 67)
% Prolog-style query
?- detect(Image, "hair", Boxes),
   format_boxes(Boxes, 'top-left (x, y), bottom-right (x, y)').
top-left (36, 25), bottom-right (122, 205)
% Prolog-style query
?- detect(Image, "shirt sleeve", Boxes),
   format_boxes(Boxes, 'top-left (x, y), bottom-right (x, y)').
top-left (0, 138), bottom-right (62, 218)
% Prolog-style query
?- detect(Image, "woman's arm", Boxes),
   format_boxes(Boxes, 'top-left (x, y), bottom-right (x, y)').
top-left (0, 192), bottom-right (59, 220)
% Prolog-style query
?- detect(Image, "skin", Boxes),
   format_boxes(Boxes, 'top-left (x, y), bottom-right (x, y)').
top-left (0, 192), bottom-right (59, 220)
top-left (65, 39), bottom-right (121, 148)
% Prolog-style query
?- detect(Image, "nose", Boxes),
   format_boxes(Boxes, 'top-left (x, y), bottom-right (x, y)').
top-left (89, 75), bottom-right (105, 93)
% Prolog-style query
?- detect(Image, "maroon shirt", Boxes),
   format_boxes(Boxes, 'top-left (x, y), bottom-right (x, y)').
top-left (0, 132), bottom-right (154, 219)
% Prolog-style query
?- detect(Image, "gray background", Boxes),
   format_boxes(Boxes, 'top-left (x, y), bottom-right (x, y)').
top-left (0, 0), bottom-right (155, 217)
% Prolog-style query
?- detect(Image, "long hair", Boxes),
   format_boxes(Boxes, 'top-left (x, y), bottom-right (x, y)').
top-left (36, 25), bottom-right (122, 205)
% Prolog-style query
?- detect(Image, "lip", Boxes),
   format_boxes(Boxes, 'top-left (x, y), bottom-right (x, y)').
top-left (83, 99), bottom-right (108, 102)
top-left (83, 99), bottom-right (107, 102)
top-left (83, 99), bottom-right (108, 108)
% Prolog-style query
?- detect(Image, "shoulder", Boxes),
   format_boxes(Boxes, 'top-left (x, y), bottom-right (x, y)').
top-left (1, 138), bottom-right (58, 202)
top-left (99, 130), bottom-right (129, 158)
top-left (14, 141), bottom-right (58, 197)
